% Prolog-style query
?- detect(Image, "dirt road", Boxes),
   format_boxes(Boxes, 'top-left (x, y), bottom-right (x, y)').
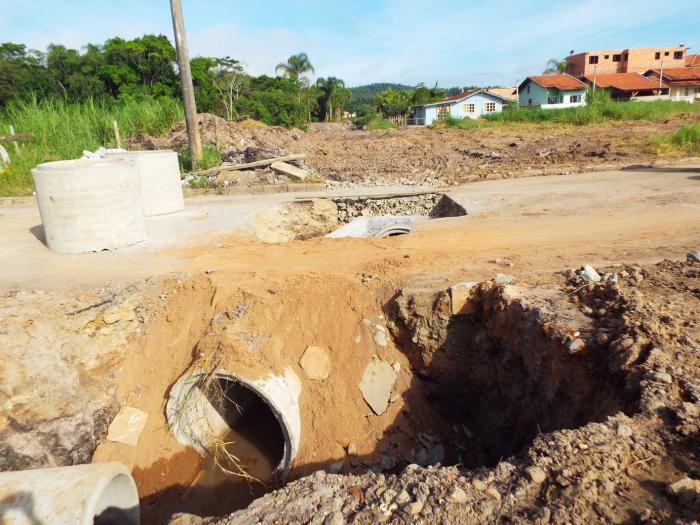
top-left (2, 163), bottom-right (699, 293)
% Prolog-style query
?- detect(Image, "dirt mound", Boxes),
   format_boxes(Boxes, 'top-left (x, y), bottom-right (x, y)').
top-left (133, 113), bottom-right (302, 156)
top-left (171, 257), bottom-right (700, 525)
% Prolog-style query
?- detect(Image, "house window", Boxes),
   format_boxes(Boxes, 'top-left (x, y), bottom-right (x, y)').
top-left (528, 98), bottom-right (533, 105)
top-left (464, 103), bottom-right (475, 113)
top-left (604, 55), bottom-right (609, 59)
top-left (484, 102), bottom-right (496, 113)
top-left (685, 87), bottom-right (690, 96)
top-left (655, 52), bottom-right (661, 59)
top-left (547, 95), bottom-right (559, 105)
top-left (437, 106), bottom-right (450, 118)
top-left (527, 85), bottom-right (531, 94)
top-left (674, 51), bottom-right (683, 60)
top-left (695, 88), bottom-right (700, 94)
top-left (570, 94), bottom-right (581, 103)
top-left (589, 55), bottom-right (598, 64)
top-left (612, 54), bottom-right (621, 62)
top-left (623, 54), bottom-right (628, 61)
top-left (664, 51), bottom-right (670, 56)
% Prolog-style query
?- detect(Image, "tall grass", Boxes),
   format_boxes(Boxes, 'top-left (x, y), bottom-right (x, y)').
top-left (0, 97), bottom-right (183, 196)
top-left (651, 124), bottom-right (700, 155)
top-left (484, 99), bottom-right (700, 126)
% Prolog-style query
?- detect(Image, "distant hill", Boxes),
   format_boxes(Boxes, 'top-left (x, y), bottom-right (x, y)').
top-left (347, 83), bottom-right (414, 110)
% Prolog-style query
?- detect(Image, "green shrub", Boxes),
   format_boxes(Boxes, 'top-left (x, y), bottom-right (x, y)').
top-left (365, 118), bottom-right (397, 130)
top-left (651, 124), bottom-right (700, 155)
top-left (178, 144), bottom-right (222, 172)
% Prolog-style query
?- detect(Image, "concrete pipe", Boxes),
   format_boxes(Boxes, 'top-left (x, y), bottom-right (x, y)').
top-left (105, 150), bottom-right (184, 216)
top-left (165, 368), bottom-right (301, 480)
top-left (327, 216), bottom-right (420, 238)
top-left (0, 462), bottom-right (139, 525)
top-left (31, 158), bottom-right (146, 254)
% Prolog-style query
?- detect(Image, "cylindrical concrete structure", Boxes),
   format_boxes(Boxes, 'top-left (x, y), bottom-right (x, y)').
top-left (166, 368), bottom-right (301, 480)
top-left (0, 462), bottom-right (139, 525)
top-left (105, 150), bottom-right (184, 216)
top-left (32, 158), bottom-right (146, 254)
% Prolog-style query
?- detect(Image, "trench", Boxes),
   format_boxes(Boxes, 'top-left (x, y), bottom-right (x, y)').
top-left (137, 280), bottom-right (636, 523)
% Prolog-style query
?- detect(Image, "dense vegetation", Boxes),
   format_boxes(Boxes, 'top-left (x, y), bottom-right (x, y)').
top-left (347, 83), bottom-right (413, 111)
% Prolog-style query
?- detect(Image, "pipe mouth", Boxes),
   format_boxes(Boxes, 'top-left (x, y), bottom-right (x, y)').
top-left (31, 158), bottom-right (133, 173)
top-left (166, 369), bottom-right (298, 482)
top-left (93, 472), bottom-right (140, 525)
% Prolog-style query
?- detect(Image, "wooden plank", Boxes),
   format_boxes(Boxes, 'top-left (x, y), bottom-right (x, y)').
top-left (270, 161), bottom-right (308, 181)
top-left (187, 154), bottom-right (306, 177)
top-left (112, 120), bottom-right (122, 149)
top-left (0, 132), bottom-right (32, 143)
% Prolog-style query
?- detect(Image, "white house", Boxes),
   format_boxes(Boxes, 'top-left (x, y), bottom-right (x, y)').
top-left (411, 90), bottom-right (512, 125)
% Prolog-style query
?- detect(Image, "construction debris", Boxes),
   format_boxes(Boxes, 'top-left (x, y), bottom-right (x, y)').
top-left (270, 161), bottom-right (308, 181)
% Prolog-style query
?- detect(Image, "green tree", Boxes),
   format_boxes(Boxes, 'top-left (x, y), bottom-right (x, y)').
top-left (543, 58), bottom-right (568, 75)
top-left (0, 43), bottom-right (51, 106)
top-left (275, 52), bottom-right (315, 86)
top-left (101, 35), bottom-right (177, 98)
top-left (376, 88), bottom-right (414, 116)
top-left (316, 77), bottom-right (347, 122)
top-left (46, 43), bottom-right (105, 101)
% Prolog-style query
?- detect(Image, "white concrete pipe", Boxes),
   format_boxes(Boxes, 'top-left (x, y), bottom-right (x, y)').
top-left (0, 462), bottom-right (139, 525)
top-left (166, 368), bottom-right (302, 479)
top-left (31, 158), bottom-right (146, 254)
top-left (105, 150), bottom-right (184, 216)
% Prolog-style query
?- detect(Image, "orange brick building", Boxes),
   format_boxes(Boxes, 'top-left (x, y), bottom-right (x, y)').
top-left (566, 46), bottom-right (688, 78)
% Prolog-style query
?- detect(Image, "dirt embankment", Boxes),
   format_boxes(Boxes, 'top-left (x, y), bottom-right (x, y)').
top-left (135, 113), bottom-right (700, 189)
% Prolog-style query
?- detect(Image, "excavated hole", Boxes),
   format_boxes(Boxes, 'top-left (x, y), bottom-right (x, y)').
top-left (331, 193), bottom-right (467, 225)
top-left (398, 308), bottom-right (635, 469)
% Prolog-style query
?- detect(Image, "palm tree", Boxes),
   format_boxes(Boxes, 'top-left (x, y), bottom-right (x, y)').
top-left (275, 52), bottom-right (315, 84)
top-left (316, 77), bottom-right (346, 122)
top-left (543, 58), bottom-right (568, 75)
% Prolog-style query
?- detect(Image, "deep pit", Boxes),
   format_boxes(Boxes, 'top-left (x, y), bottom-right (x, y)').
top-left (131, 278), bottom-right (637, 523)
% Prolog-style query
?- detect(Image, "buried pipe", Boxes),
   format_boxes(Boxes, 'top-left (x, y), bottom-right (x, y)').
top-left (165, 368), bottom-right (301, 480)
top-left (0, 462), bottom-right (139, 525)
top-left (327, 216), bottom-right (421, 239)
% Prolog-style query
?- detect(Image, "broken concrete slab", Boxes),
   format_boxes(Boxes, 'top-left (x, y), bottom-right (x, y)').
top-left (359, 357), bottom-right (398, 415)
top-left (299, 345), bottom-right (332, 380)
top-left (271, 161), bottom-right (308, 181)
top-left (450, 281), bottom-right (479, 315)
top-left (106, 406), bottom-right (148, 446)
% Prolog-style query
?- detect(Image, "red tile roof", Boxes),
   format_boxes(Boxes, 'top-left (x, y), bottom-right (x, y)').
top-left (686, 54), bottom-right (700, 67)
top-left (444, 90), bottom-right (479, 102)
top-left (647, 67), bottom-right (700, 81)
top-left (522, 74), bottom-right (587, 91)
top-left (583, 72), bottom-right (667, 91)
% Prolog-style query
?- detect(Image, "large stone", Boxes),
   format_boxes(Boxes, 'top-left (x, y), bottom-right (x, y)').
top-left (106, 406), bottom-right (148, 446)
top-left (450, 282), bottom-right (479, 315)
top-left (300, 345), bottom-right (332, 380)
top-left (270, 161), bottom-right (308, 181)
top-left (579, 265), bottom-right (601, 282)
top-left (667, 477), bottom-right (700, 504)
top-left (359, 357), bottom-right (398, 415)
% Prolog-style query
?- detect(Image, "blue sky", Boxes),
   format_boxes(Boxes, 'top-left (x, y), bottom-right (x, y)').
top-left (3, 0), bottom-right (699, 87)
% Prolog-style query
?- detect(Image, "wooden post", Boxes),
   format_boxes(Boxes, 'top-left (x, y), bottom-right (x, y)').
top-left (8, 125), bottom-right (19, 154)
top-left (169, 0), bottom-right (202, 169)
top-left (112, 120), bottom-right (122, 149)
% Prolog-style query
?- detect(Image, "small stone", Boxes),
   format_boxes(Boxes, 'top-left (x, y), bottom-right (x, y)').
top-left (667, 477), bottom-right (700, 504)
top-left (494, 273), bottom-right (516, 285)
top-left (579, 265), bottom-right (601, 283)
top-left (373, 331), bottom-right (388, 347)
top-left (485, 487), bottom-right (501, 501)
top-left (396, 490), bottom-right (411, 504)
top-left (359, 357), bottom-right (398, 415)
top-left (300, 345), bottom-right (332, 380)
top-left (525, 466), bottom-right (547, 484)
top-left (687, 251), bottom-right (700, 263)
top-left (581, 305), bottom-right (594, 315)
top-left (562, 268), bottom-right (576, 280)
top-left (650, 371), bottom-right (672, 384)
top-left (347, 442), bottom-right (357, 456)
top-left (616, 423), bottom-right (633, 438)
top-left (106, 406), bottom-right (148, 446)
top-left (596, 332), bottom-right (610, 345)
top-left (103, 312), bottom-right (121, 325)
top-left (450, 487), bottom-right (468, 503)
top-left (408, 501), bottom-right (425, 515)
top-left (329, 460), bottom-right (344, 474)
top-left (212, 313), bottom-right (226, 324)
top-left (324, 511), bottom-right (345, 525)
top-left (450, 281), bottom-right (479, 315)
top-left (567, 338), bottom-right (586, 354)
top-left (354, 335), bottom-right (361, 344)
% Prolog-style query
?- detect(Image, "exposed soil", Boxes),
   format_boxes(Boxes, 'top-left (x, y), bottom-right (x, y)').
top-left (136, 113), bottom-right (700, 189)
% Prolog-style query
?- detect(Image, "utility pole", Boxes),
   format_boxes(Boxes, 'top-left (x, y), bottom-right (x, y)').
top-left (170, 0), bottom-right (202, 168)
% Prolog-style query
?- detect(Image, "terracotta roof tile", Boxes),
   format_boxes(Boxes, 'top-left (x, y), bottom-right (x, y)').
top-left (444, 90), bottom-right (479, 101)
top-left (647, 67), bottom-right (700, 81)
top-left (583, 73), bottom-right (667, 91)
top-left (686, 54), bottom-right (700, 67)
top-left (523, 74), bottom-right (587, 91)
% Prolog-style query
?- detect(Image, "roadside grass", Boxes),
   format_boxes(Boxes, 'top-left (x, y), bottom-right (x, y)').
top-left (0, 97), bottom-right (183, 196)
top-left (177, 144), bottom-right (222, 172)
top-left (365, 117), bottom-right (398, 130)
top-left (650, 124), bottom-right (700, 156)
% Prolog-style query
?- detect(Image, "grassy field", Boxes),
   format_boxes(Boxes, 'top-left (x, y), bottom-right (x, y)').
top-left (651, 124), bottom-right (700, 155)
top-left (0, 97), bottom-right (183, 196)
top-left (435, 99), bottom-right (700, 130)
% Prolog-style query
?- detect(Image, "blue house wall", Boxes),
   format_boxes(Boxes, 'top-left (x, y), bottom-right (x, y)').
top-left (413, 91), bottom-right (507, 125)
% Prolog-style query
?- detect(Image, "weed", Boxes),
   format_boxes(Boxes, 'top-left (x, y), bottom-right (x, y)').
top-left (178, 144), bottom-right (222, 172)
top-left (0, 96), bottom-right (183, 196)
top-left (365, 118), bottom-right (397, 130)
top-left (650, 124), bottom-right (700, 155)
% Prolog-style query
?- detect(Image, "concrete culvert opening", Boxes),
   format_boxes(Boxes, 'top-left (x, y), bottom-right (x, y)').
top-left (392, 284), bottom-right (638, 469)
top-left (156, 369), bottom-right (299, 520)
top-left (93, 473), bottom-right (140, 525)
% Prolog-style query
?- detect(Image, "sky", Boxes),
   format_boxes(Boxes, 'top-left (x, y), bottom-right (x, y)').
top-left (2, 0), bottom-right (699, 88)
